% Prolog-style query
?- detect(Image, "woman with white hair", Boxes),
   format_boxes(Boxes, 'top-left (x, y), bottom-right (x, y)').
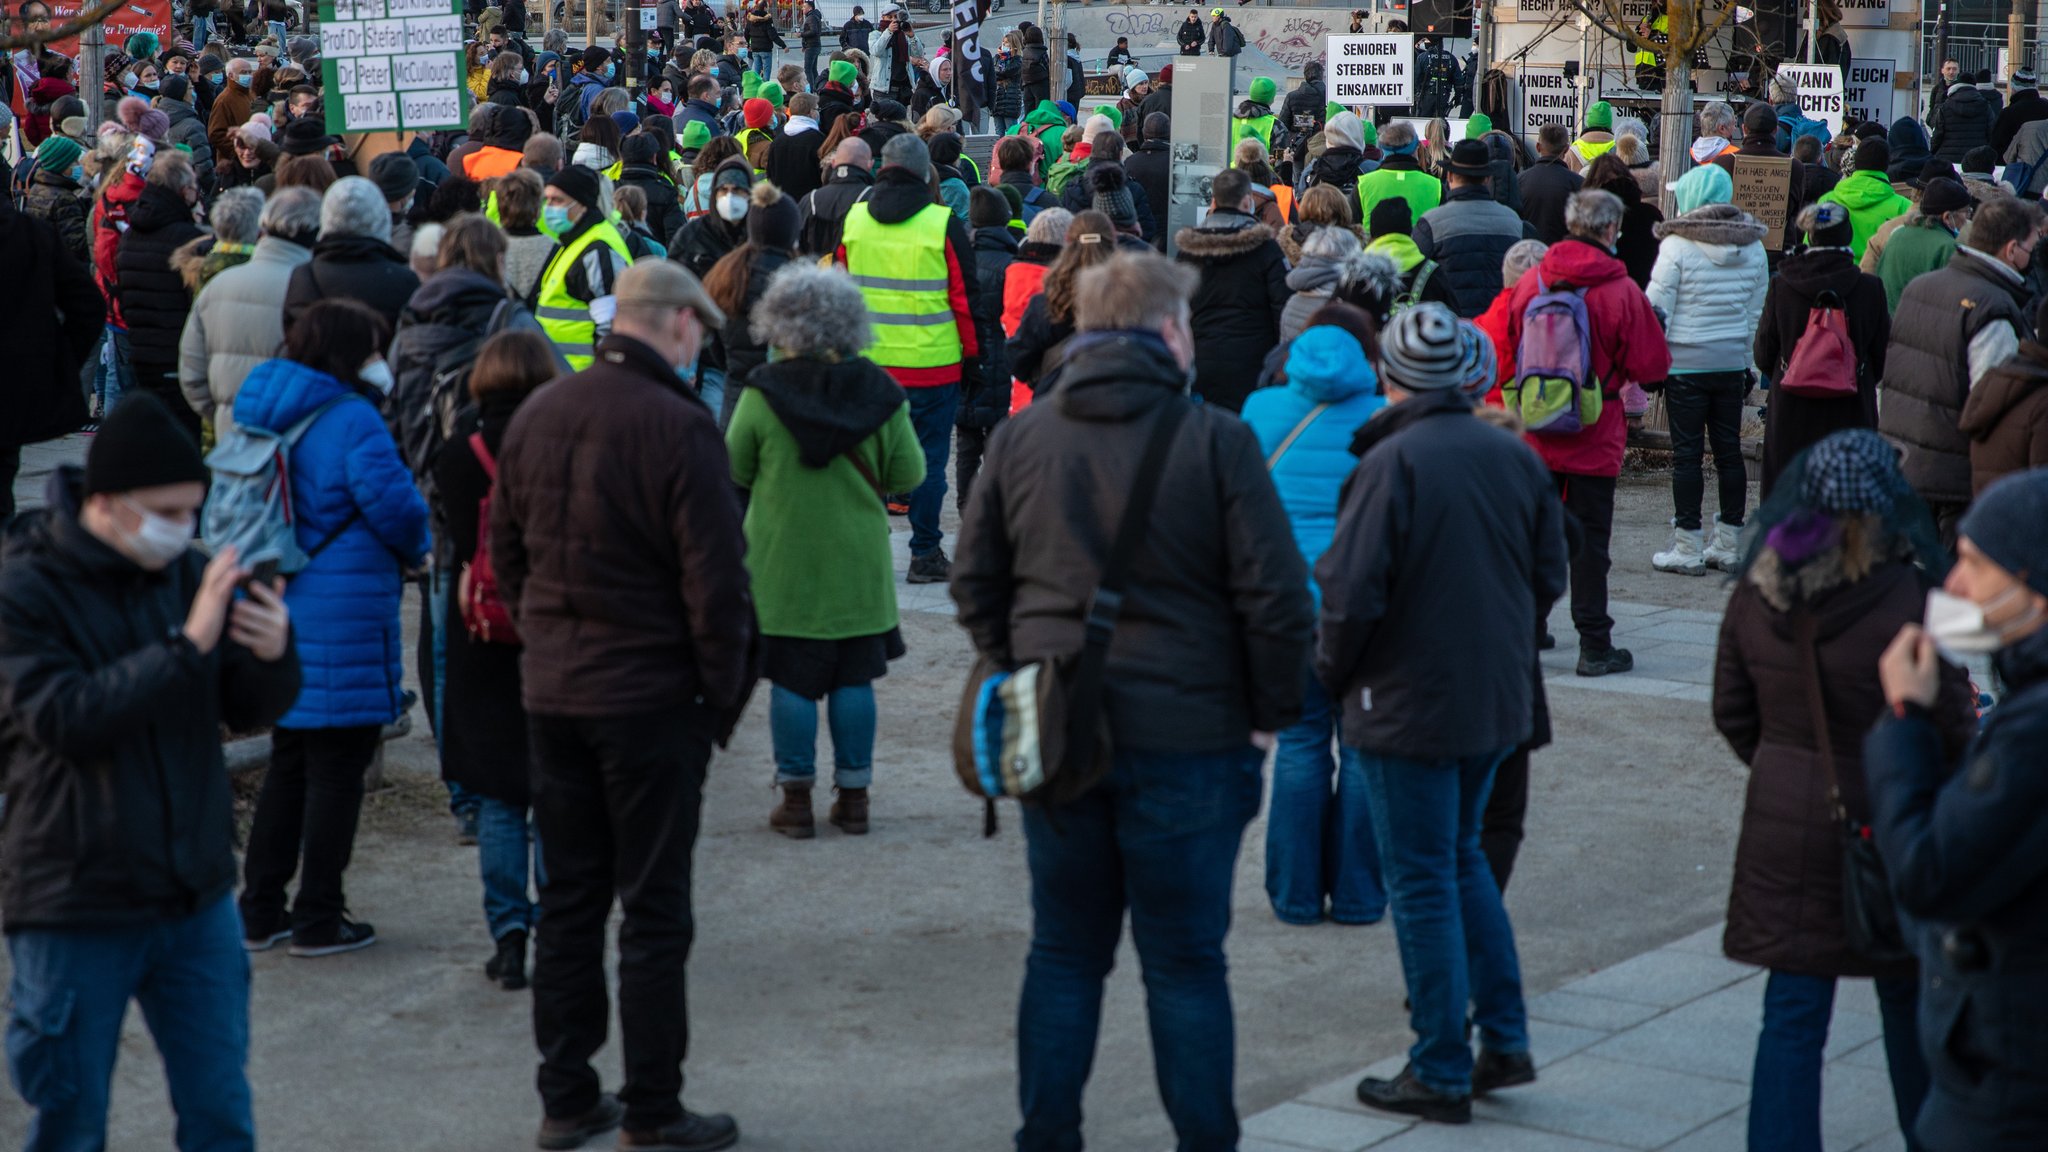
top-left (179, 186), bottom-right (322, 441)
top-left (175, 184), bottom-right (266, 293)
top-left (1472, 237), bottom-right (1546, 403)
top-left (282, 174), bottom-right (422, 331)
top-left (725, 263), bottom-right (926, 840)
top-left (1281, 217), bottom-right (1364, 341)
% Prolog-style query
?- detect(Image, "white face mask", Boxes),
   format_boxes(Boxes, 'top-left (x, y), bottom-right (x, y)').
top-left (119, 497), bottom-right (194, 569)
top-left (716, 192), bottom-right (749, 221)
top-left (519, 67), bottom-right (531, 84)
top-left (360, 357), bottom-right (396, 395)
top-left (121, 70), bottom-right (138, 88)
top-left (1926, 586), bottom-right (2043, 654)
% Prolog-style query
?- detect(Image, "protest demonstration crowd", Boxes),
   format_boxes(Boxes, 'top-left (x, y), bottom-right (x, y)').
top-left (0, 0), bottom-right (2046, 1149)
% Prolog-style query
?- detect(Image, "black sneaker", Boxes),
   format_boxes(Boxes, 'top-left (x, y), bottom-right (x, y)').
top-left (1355, 1065), bottom-right (1472, 1124)
top-left (1471, 1048), bottom-right (1537, 1095)
top-left (487, 929), bottom-right (528, 990)
top-left (618, 1111), bottom-right (740, 1152)
top-left (537, 1094), bottom-right (625, 1151)
top-left (906, 548), bottom-right (952, 585)
top-left (1576, 646), bottom-right (1634, 677)
top-left (1539, 631), bottom-right (1556, 651)
top-left (242, 910), bottom-right (291, 952)
top-left (289, 917), bottom-right (377, 957)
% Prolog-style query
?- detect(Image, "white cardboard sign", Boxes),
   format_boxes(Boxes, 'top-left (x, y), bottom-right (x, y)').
top-left (1327, 33), bottom-right (1415, 107)
top-left (1777, 63), bottom-right (1845, 138)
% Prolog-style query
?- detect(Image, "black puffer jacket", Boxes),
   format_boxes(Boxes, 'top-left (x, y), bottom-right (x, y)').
top-left (1172, 208), bottom-right (1289, 412)
top-left (114, 182), bottom-right (205, 370)
top-left (1, 197), bottom-right (102, 450)
top-left (1058, 157), bottom-right (1157, 241)
top-left (156, 96), bottom-right (215, 190)
top-left (1305, 145), bottom-right (1372, 225)
top-left (1413, 184), bottom-right (1535, 318)
top-left (284, 232), bottom-right (423, 332)
top-left (0, 470), bottom-right (302, 930)
top-left (714, 247), bottom-right (794, 416)
top-left (1931, 82), bottom-right (1995, 163)
top-left (23, 168), bottom-right (91, 266)
top-left (962, 225), bottom-right (1015, 429)
top-left (616, 162), bottom-right (682, 247)
top-left (951, 329), bottom-right (1313, 751)
top-left (1125, 140), bottom-right (1170, 248)
top-left (797, 163), bottom-right (872, 256)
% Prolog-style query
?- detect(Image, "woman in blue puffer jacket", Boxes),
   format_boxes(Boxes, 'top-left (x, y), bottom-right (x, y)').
top-left (1240, 310), bottom-right (1389, 926)
top-left (232, 298), bottom-right (431, 959)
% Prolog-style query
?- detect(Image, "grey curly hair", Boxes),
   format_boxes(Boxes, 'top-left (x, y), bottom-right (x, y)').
top-left (1301, 226), bottom-right (1361, 263)
top-left (209, 186), bottom-right (266, 245)
top-left (751, 263), bottom-right (873, 359)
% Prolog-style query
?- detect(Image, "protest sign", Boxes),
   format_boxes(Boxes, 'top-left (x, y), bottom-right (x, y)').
top-left (1327, 33), bottom-right (1414, 106)
top-left (1776, 63), bottom-right (1845, 138)
top-left (1732, 154), bottom-right (1794, 252)
top-left (320, 0), bottom-right (468, 134)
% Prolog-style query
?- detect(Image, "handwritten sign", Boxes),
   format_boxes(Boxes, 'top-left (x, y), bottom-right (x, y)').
top-left (1732, 154), bottom-right (1794, 252)
top-left (1327, 33), bottom-right (1413, 107)
top-left (320, 0), bottom-right (468, 133)
top-left (1777, 64), bottom-right (1845, 139)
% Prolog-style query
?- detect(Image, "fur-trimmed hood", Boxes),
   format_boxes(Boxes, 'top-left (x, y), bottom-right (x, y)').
top-left (1746, 515), bottom-right (1915, 614)
top-left (1172, 209), bottom-right (1274, 263)
top-left (1653, 202), bottom-right (1768, 249)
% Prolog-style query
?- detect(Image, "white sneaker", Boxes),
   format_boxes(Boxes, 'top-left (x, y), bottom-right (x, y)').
top-left (1653, 527), bottom-right (1708, 576)
top-left (1703, 520), bottom-right (1741, 571)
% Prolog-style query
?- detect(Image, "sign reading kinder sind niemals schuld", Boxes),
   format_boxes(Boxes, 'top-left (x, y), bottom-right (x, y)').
top-left (320, 0), bottom-right (469, 133)
top-left (1327, 34), bottom-right (1414, 107)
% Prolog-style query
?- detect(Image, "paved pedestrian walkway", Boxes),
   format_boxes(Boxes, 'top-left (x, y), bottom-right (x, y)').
top-left (1221, 922), bottom-right (1907, 1152)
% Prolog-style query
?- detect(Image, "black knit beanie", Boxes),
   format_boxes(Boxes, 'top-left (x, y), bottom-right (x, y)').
top-left (85, 393), bottom-right (208, 495)
top-left (546, 164), bottom-right (604, 212)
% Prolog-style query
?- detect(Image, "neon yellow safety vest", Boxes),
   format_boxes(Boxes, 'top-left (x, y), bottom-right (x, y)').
top-left (1572, 138), bottom-right (1617, 165)
top-left (533, 218), bottom-right (633, 371)
top-left (1356, 168), bottom-right (1442, 230)
top-left (603, 159), bottom-right (624, 181)
top-left (1634, 14), bottom-right (1667, 67)
top-left (1231, 113), bottom-right (1276, 154)
top-left (486, 190), bottom-right (561, 240)
top-left (840, 201), bottom-right (962, 371)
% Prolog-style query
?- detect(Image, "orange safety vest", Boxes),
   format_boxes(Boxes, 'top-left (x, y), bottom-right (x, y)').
top-left (1270, 182), bottom-right (1295, 224)
top-left (465, 146), bottom-right (523, 180)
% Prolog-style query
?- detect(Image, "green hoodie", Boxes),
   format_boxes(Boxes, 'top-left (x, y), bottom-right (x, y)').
top-left (1367, 232), bottom-right (1425, 274)
top-left (1015, 100), bottom-right (1069, 179)
top-left (1817, 169), bottom-right (1912, 261)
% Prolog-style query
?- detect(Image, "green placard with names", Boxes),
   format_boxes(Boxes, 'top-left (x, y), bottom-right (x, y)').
top-left (319, 0), bottom-right (470, 134)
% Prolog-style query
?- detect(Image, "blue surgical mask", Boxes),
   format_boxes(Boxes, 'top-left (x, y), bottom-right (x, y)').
top-left (208, 72), bottom-right (224, 84)
top-left (235, 72), bottom-right (252, 88)
top-left (605, 62), bottom-right (616, 79)
top-left (68, 164), bottom-right (84, 183)
top-left (543, 204), bottom-right (573, 232)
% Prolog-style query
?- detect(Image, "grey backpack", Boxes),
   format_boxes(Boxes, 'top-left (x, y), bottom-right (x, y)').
top-left (201, 394), bottom-right (356, 571)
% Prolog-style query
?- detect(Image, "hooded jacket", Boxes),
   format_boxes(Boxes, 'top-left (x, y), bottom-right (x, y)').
top-left (1315, 389), bottom-right (1569, 759)
top-left (1753, 248), bottom-right (1889, 495)
top-left (178, 235), bottom-right (314, 441)
top-left (1876, 217), bottom-right (1960, 310)
top-left (833, 166), bottom-right (981, 389)
top-left (1413, 183), bottom-right (1535, 318)
top-left (232, 359), bottom-right (431, 727)
top-left (951, 329), bottom-right (1313, 751)
top-left (1503, 236), bottom-right (1672, 477)
top-left (3, 196), bottom-right (103, 450)
top-left (727, 357), bottom-right (924, 640)
top-left (1125, 138), bottom-right (1171, 249)
top-left (0, 471), bottom-right (303, 930)
top-left (24, 168), bottom-right (91, 266)
top-left (616, 160), bottom-right (682, 245)
top-left (114, 182), bottom-right (205, 371)
top-left (1885, 116), bottom-right (1932, 184)
top-left (1882, 247), bottom-right (2030, 505)
top-left (1517, 153), bottom-right (1583, 245)
top-left (1172, 208), bottom-right (1289, 412)
top-left (284, 232), bottom-right (423, 333)
top-left (765, 122), bottom-right (827, 201)
top-left (1278, 244), bottom-right (1365, 341)
top-left (1959, 337), bottom-right (2048, 495)
top-left (1366, 232), bottom-right (1459, 311)
top-left (1931, 82), bottom-right (1994, 162)
top-left (963, 225), bottom-right (1017, 428)
top-left (1644, 204), bottom-right (1769, 374)
top-left (1817, 169), bottom-right (1912, 261)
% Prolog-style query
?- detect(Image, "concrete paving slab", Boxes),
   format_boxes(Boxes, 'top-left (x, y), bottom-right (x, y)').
top-left (1584, 974), bottom-right (1768, 1083)
top-left (1296, 1058), bottom-right (1410, 1112)
top-left (1630, 621), bottom-right (1726, 646)
top-left (1369, 1123), bottom-right (1635, 1151)
top-left (1526, 989), bottom-right (1666, 1032)
top-left (1530, 1019), bottom-right (1613, 1067)
top-left (1850, 1131), bottom-right (1909, 1152)
top-left (1470, 1054), bottom-right (1747, 1149)
top-left (1558, 949), bottom-right (1756, 1008)
top-left (1822, 1063), bottom-right (1912, 1150)
top-left (1659, 1107), bottom-right (1746, 1152)
top-left (1240, 1102), bottom-right (1412, 1151)
top-left (1663, 925), bottom-right (1728, 955)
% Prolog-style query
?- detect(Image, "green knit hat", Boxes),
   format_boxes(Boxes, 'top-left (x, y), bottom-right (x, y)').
top-left (1325, 100), bottom-right (1344, 121)
top-left (34, 135), bottom-right (82, 173)
top-left (829, 58), bottom-right (858, 88)
top-left (741, 70), bottom-right (762, 99)
top-left (1249, 76), bottom-right (1276, 105)
top-left (1358, 118), bottom-right (1377, 147)
top-left (1098, 104), bottom-right (1122, 128)
top-left (1585, 100), bottom-right (1613, 130)
top-left (1465, 112), bottom-right (1492, 138)
top-left (759, 80), bottom-right (785, 108)
top-left (679, 119), bottom-right (712, 151)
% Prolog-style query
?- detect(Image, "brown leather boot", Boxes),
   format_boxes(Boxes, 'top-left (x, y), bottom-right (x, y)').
top-left (769, 784), bottom-right (815, 839)
top-left (829, 787), bottom-right (869, 835)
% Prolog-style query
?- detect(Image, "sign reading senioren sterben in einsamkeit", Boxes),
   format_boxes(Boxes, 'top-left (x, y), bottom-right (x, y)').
top-left (321, 0), bottom-right (469, 133)
top-left (1326, 33), bottom-right (1415, 107)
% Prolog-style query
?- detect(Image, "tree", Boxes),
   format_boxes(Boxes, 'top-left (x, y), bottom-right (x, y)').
top-left (1557, 0), bottom-right (1742, 215)
top-left (0, 0), bottom-right (134, 51)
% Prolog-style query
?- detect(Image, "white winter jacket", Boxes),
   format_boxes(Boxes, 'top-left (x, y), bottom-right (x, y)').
top-left (1645, 204), bottom-right (1771, 375)
top-left (178, 235), bottom-right (313, 440)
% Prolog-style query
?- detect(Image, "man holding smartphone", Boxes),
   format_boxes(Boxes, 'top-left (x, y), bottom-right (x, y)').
top-left (0, 394), bottom-right (301, 1152)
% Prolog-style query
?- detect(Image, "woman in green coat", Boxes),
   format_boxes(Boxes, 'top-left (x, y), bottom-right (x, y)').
top-left (727, 263), bottom-right (925, 840)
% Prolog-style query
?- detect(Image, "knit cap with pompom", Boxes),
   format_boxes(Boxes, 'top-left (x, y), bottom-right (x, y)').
top-left (116, 95), bottom-right (171, 144)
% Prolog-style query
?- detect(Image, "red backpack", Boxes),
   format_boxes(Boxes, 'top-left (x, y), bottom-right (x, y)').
top-left (459, 432), bottom-right (521, 645)
top-left (1777, 291), bottom-right (1859, 399)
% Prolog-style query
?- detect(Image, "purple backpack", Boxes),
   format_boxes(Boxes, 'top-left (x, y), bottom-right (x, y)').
top-left (1509, 276), bottom-right (1601, 436)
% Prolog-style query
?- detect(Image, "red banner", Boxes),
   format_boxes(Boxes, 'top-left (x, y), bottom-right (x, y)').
top-left (41, 0), bottom-right (175, 61)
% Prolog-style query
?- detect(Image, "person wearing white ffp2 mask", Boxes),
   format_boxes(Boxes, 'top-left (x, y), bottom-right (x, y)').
top-left (1865, 467), bottom-right (2048, 1152)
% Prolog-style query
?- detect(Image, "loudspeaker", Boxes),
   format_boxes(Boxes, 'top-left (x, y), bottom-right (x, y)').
top-left (1406, 0), bottom-right (1470, 39)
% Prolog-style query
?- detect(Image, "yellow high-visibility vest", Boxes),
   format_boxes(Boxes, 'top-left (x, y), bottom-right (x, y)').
top-left (840, 201), bottom-right (962, 370)
top-left (533, 218), bottom-right (632, 371)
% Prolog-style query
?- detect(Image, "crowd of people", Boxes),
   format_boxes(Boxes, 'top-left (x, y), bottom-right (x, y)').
top-left (1, 3), bottom-right (2047, 1151)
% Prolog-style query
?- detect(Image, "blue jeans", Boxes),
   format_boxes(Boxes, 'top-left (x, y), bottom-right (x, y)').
top-left (1359, 746), bottom-right (1528, 1096)
top-left (697, 364), bottom-right (726, 429)
top-left (1017, 746), bottom-right (1263, 1152)
top-left (87, 326), bottom-right (133, 419)
top-left (266, 18), bottom-right (287, 42)
top-left (906, 383), bottom-right (958, 557)
top-left (193, 11), bottom-right (215, 45)
top-left (5, 895), bottom-right (253, 1152)
top-left (1265, 666), bottom-right (1385, 925)
top-left (1749, 971), bottom-right (1927, 1152)
top-left (478, 795), bottom-right (545, 941)
top-left (748, 49), bottom-right (772, 77)
top-left (769, 682), bottom-right (875, 789)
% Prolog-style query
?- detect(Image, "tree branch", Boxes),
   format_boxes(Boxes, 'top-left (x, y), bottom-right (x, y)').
top-left (0, 0), bottom-right (137, 53)
top-left (1554, 0), bottom-right (1649, 53)
top-left (1675, 0), bottom-right (1741, 54)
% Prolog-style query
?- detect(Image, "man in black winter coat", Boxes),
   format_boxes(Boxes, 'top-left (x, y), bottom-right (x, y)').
top-left (765, 90), bottom-right (827, 200)
top-left (796, 137), bottom-right (873, 256)
top-left (1317, 304), bottom-right (1568, 1124)
top-left (1172, 168), bottom-right (1288, 412)
top-left (0, 394), bottom-right (300, 1152)
top-left (283, 175), bottom-right (422, 334)
top-left (1, 191), bottom-right (102, 522)
top-left (956, 187), bottom-right (1014, 512)
top-left (1126, 113), bottom-right (1172, 252)
top-left (952, 248), bottom-right (1311, 1150)
top-left (1992, 68), bottom-right (2048, 155)
top-left (1058, 132), bottom-right (1156, 241)
top-left (1177, 9), bottom-right (1204, 54)
top-left (1414, 140), bottom-right (1537, 317)
top-left (1931, 80), bottom-right (1995, 164)
top-left (115, 153), bottom-right (207, 443)
top-left (1278, 61), bottom-right (1327, 177)
top-left (1517, 123), bottom-right (1583, 245)
top-left (1866, 470), bottom-right (2048, 1152)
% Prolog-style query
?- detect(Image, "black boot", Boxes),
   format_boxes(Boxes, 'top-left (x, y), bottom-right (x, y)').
top-left (486, 929), bottom-right (527, 990)
top-left (1356, 1064), bottom-right (1471, 1124)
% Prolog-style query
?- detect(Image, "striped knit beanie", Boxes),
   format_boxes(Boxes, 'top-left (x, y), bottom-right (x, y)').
top-left (1379, 303), bottom-right (1468, 393)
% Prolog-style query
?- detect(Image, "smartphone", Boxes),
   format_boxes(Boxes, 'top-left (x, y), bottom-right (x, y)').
top-left (242, 558), bottom-right (281, 590)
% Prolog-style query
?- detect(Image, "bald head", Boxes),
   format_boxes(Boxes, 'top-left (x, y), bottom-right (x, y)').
top-left (832, 137), bottom-right (872, 170)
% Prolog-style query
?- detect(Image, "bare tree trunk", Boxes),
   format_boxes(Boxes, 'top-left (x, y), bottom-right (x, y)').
top-left (1656, 0), bottom-right (1693, 219)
